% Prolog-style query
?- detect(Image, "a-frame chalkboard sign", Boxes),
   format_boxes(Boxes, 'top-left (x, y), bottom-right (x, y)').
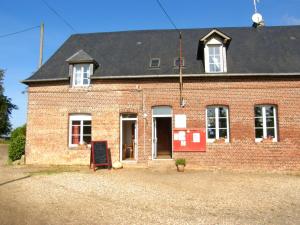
top-left (90, 141), bottom-right (111, 171)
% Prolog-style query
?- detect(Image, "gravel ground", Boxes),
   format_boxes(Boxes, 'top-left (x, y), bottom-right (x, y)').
top-left (0, 145), bottom-right (300, 225)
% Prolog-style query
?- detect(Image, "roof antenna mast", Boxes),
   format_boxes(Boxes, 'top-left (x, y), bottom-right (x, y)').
top-left (155, 0), bottom-right (185, 107)
top-left (252, 0), bottom-right (264, 27)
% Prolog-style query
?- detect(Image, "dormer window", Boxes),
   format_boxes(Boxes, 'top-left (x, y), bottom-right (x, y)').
top-left (66, 49), bottom-right (97, 87)
top-left (73, 64), bottom-right (90, 87)
top-left (200, 29), bottom-right (231, 74)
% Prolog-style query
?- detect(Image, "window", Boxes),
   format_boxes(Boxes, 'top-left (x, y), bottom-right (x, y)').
top-left (69, 115), bottom-right (92, 147)
top-left (254, 105), bottom-right (278, 142)
top-left (174, 57), bottom-right (185, 68)
top-left (206, 106), bottom-right (229, 143)
top-left (204, 39), bottom-right (227, 73)
top-left (208, 45), bottom-right (222, 72)
top-left (150, 58), bottom-right (160, 68)
top-left (73, 64), bottom-right (90, 87)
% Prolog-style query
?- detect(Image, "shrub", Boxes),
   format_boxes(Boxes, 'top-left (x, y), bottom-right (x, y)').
top-left (175, 158), bottom-right (186, 166)
top-left (10, 125), bottom-right (26, 140)
top-left (8, 135), bottom-right (25, 161)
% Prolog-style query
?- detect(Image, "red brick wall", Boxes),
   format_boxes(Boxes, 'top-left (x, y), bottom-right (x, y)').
top-left (25, 77), bottom-right (300, 170)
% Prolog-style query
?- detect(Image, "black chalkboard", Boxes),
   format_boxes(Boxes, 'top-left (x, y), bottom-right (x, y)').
top-left (91, 141), bottom-right (111, 171)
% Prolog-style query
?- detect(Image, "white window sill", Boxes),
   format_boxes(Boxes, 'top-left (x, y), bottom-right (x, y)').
top-left (207, 139), bottom-right (230, 144)
top-left (255, 138), bottom-right (278, 143)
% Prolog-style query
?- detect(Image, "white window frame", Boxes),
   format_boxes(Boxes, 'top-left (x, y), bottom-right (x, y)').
top-left (204, 38), bottom-right (227, 73)
top-left (254, 105), bottom-right (278, 142)
top-left (69, 114), bottom-right (92, 148)
top-left (72, 64), bottom-right (90, 87)
top-left (206, 106), bottom-right (230, 143)
top-left (149, 58), bottom-right (161, 68)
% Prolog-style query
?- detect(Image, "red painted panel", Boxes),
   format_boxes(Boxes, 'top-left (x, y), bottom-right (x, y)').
top-left (173, 128), bottom-right (206, 152)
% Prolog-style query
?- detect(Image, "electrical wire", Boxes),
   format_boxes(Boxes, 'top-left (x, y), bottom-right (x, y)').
top-left (0, 25), bottom-right (40, 39)
top-left (155, 0), bottom-right (180, 34)
top-left (41, 0), bottom-right (76, 32)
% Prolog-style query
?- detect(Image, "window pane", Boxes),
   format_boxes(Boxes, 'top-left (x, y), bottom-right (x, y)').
top-left (255, 106), bottom-right (262, 117)
top-left (255, 118), bottom-right (263, 128)
top-left (207, 118), bottom-right (216, 128)
top-left (83, 135), bottom-right (91, 144)
top-left (267, 128), bottom-right (275, 138)
top-left (83, 121), bottom-right (91, 125)
top-left (83, 126), bottom-right (91, 135)
top-left (153, 106), bottom-right (172, 116)
top-left (209, 47), bottom-right (214, 55)
top-left (219, 107), bottom-right (227, 117)
top-left (219, 118), bottom-right (227, 128)
top-left (83, 78), bottom-right (89, 85)
top-left (72, 121), bottom-right (80, 126)
top-left (255, 128), bottom-right (263, 138)
top-left (210, 64), bottom-right (216, 72)
top-left (266, 118), bottom-right (274, 128)
top-left (83, 65), bottom-right (90, 73)
top-left (214, 47), bottom-right (220, 55)
top-left (265, 106), bottom-right (274, 117)
top-left (208, 129), bottom-right (216, 139)
top-left (207, 108), bottom-right (215, 117)
top-left (219, 129), bottom-right (227, 138)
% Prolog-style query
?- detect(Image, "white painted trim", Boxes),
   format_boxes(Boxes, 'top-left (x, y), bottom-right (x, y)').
top-left (69, 114), bottom-right (92, 148)
top-left (206, 106), bottom-right (229, 143)
top-left (200, 29), bottom-right (231, 42)
top-left (255, 105), bottom-right (278, 142)
top-left (151, 107), bottom-right (173, 160)
top-left (120, 114), bottom-right (138, 162)
top-left (72, 64), bottom-right (91, 87)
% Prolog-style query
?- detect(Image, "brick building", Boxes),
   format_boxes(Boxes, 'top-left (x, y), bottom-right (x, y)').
top-left (22, 26), bottom-right (300, 170)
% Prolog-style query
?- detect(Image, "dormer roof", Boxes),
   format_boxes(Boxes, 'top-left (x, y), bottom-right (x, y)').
top-left (66, 49), bottom-right (96, 64)
top-left (200, 29), bottom-right (231, 45)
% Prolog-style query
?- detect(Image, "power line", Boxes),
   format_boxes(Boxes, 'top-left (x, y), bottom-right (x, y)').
top-left (155, 0), bottom-right (180, 33)
top-left (0, 25), bottom-right (40, 39)
top-left (41, 0), bottom-right (76, 32)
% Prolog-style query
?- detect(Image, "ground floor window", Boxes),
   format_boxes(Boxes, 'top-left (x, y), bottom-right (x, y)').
top-left (69, 114), bottom-right (92, 147)
top-left (206, 106), bottom-right (229, 143)
top-left (254, 105), bottom-right (278, 142)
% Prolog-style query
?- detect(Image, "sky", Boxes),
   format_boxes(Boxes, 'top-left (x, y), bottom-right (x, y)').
top-left (1, 0), bottom-right (300, 129)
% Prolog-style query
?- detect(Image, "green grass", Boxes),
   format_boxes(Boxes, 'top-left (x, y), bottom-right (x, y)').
top-left (0, 139), bottom-right (9, 144)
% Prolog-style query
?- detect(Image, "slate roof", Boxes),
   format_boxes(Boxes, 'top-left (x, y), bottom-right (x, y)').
top-left (23, 25), bottom-right (300, 83)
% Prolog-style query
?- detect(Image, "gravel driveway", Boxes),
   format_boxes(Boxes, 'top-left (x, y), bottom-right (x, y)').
top-left (0, 145), bottom-right (299, 225)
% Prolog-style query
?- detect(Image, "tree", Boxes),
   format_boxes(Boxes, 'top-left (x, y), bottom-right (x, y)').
top-left (0, 69), bottom-right (17, 135)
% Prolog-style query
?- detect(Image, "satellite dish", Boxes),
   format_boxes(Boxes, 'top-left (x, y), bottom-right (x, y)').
top-left (252, 13), bottom-right (263, 24)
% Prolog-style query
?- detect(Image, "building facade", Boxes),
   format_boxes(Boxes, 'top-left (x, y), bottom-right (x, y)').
top-left (23, 26), bottom-right (300, 170)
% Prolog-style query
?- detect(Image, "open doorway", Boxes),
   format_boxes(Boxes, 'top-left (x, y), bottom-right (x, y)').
top-left (152, 106), bottom-right (172, 159)
top-left (120, 114), bottom-right (137, 161)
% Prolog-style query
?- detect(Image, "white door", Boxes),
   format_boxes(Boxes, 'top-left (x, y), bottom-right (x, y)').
top-left (153, 118), bottom-right (157, 159)
top-left (134, 121), bottom-right (138, 159)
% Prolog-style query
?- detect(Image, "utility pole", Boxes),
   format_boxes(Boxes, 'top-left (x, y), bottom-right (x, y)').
top-left (39, 22), bottom-right (44, 68)
top-left (179, 32), bottom-right (184, 107)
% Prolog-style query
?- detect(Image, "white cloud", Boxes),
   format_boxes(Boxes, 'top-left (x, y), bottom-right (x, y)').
top-left (282, 15), bottom-right (300, 25)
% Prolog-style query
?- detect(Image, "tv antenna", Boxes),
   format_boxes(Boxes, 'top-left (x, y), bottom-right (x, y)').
top-left (252, 0), bottom-right (264, 25)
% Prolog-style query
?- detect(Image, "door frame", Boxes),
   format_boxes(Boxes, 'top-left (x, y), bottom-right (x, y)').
top-left (120, 115), bottom-right (138, 162)
top-left (152, 111), bottom-right (173, 160)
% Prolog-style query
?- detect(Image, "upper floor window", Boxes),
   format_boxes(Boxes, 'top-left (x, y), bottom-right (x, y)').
top-left (201, 29), bottom-right (231, 74)
top-left (150, 58), bottom-right (160, 68)
top-left (73, 64), bottom-right (90, 87)
top-left (69, 114), bottom-right (92, 147)
top-left (254, 105), bottom-right (278, 142)
top-left (207, 45), bottom-right (223, 73)
top-left (206, 106), bottom-right (229, 143)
